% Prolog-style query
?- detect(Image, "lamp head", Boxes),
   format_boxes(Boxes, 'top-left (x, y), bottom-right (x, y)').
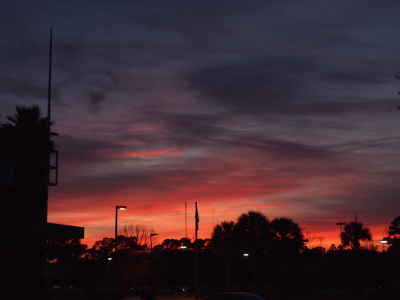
top-left (116, 205), bottom-right (127, 210)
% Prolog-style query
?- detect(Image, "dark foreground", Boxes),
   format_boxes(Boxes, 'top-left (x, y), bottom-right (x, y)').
top-left (46, 288), bottom-right (399, 300)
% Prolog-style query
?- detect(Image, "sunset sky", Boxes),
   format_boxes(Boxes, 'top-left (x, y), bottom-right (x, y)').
top-left (1, 0), bottom-right (400, 249)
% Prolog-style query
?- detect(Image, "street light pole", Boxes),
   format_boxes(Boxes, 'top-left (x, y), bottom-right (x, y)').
top-left (150, 233), bottom-right (158, 252)
top-left (150, 233), bottom-right (158, 293)
top-left (114, 205), bottom-right (126, 294)
top-left (336, 222), bottom-right (345, 245)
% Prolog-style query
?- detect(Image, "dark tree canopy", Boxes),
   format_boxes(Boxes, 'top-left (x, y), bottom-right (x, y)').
top-left (235, 210), bottom-right (271, 254)
top-left (210, 220), bottom-right (236, 258)
top-left (388, 216), bottom-right (400, 238)
top-left (340, 221), bottom-right (372, 250)
top-left (388, 216), bottom-right (400, 253)
top-left (270, 217), bottom-right (306, 253)
top-left (0, 105), bottom-right (57, 152)
top-left (210, 221), bottom-right (236, 290)
top-left (0, 105), bottom-right (57, 184)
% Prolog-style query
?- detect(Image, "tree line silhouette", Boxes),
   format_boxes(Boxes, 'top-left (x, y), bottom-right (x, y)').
top-left (45, 211), bottom-right (400, 299)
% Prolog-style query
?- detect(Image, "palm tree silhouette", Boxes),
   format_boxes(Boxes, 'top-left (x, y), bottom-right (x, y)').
top-left (270, 217), bottom-right (305, 253)
top-left (210, 220), bottom-right (236, 291)
top-left (235, 211), bottom-right (271, 291)
top-left (270, 217), bottom-right (305, 288)
top-left (0, 105), bottom-right (56, 184)
top-left (340, 221), bottom-right (372, 250)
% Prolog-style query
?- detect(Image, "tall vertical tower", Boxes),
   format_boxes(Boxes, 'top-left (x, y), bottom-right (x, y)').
top-left (0, 105), bottom-right (55, 299)
top-left (0, 29), bottom-right (82, 299)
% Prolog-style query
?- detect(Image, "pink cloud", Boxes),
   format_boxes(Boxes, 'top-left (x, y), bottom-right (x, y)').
top-left (124, 148), bottom-right (180, 157)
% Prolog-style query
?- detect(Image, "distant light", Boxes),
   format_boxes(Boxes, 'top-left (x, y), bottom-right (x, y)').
top-left (243, 253), bottom-right (249, 257)
top-left (381, 240), bottom-right (388, 244)
top-left (180, 245), bottom-right (187, 249)
top-left (117, 206), bottom-right (127, 210)
top-left (108, 257), bottom-right (112, 261)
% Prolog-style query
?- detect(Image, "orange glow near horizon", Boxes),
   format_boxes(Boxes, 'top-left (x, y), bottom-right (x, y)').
top-left (48, 201), bottom-right (388, 252)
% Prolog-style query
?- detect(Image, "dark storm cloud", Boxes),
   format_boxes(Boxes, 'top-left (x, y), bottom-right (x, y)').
top-left (231, 137), bottom-right (335, 161)
top-left (186, 60), bottom-right (311, 115)
top-left (186, 61), bottom-right (294, 113)
top-left (56, 135), bottom-right (116, 168)
top-left (54, 40), bottom-right (88, 72)
top-left (0, 39), bottom-right (47, 66)
top-left (184, 51), bottom-right (395, 116)
top-left (132, 0), bottom-right (253, 37)
top-left (149, 111), bottom-right (229, 142)
top-left (0, 76), bottom-right (46, 99)
top-left (87, 91), bottom-right (106, 112)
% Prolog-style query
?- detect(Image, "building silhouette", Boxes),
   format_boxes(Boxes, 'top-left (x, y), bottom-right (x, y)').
top-left (0, 107), bottom-right (84, 299)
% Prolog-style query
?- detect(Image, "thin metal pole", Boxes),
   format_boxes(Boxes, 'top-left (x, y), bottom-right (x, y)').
top-left (150, 235), bottom-right (153, 290)
top-left (115, 206), bottom-right (118, 253)
top-left (42, 27), bottom-right (53, 299)
top-left (114, 206), bottom-right (118, 294)
top-left (195, 202), bottom-right (199, 300)
top-left (47, 27), bottom-right (52, 121)
top-left (114, 206), bottom-right (126, 294)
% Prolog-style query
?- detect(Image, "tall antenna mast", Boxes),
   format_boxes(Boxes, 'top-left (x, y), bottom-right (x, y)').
top-left (47, 27), bottom-right (52, 121)
top-left (46, 27), bottom-right (58, 187)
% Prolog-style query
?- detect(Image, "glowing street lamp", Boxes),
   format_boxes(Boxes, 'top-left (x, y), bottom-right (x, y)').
top-left (381, 237), bottom-right (390, 250)
top-left (115, 205), bottom-right (127, 252)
